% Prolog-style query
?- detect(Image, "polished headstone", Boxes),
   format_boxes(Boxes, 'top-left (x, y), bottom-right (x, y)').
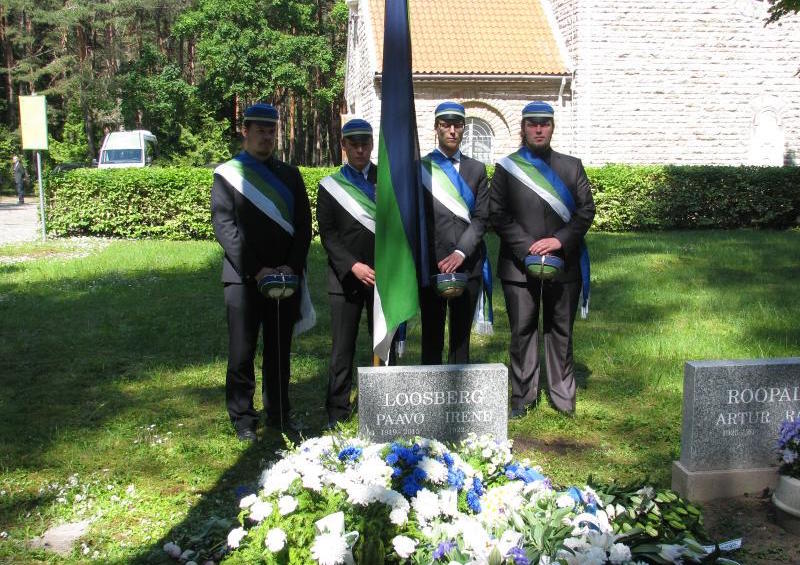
top-left (358, 363), bottom-right (508, 443)
top-left (673, 358), bottom-right (800, 500)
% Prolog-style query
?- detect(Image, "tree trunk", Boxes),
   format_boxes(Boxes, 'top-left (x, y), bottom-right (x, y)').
top-left (0, 7), bottom-right (15, 127)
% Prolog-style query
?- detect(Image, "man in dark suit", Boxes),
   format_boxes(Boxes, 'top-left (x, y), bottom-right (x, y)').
top-left (491, 101), bottom-right (594, 417)
top-left (317, 118), bottom-right (384, 428)
top-left (12, 156), bottom-right (28, 204)
top-left (420, 101), bottom-right (490, 365)
top-left (211, 103), bottom-right (313, 441)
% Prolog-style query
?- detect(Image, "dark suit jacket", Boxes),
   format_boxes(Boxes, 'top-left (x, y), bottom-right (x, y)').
top-left (490, 148), bottom-right (595, 283)
top-left (317, 164), bottom-right (378, 295)
top-left (424, 154), bottom-right (489, 279)
top-left (211, 155), bottom-right (312, 284)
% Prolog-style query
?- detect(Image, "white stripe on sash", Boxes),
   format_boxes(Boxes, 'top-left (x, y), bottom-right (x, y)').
top-left (421, 161), bottom-right (471, 223)
top-left (215, 162), bottom-right (295, 235)
top-left (497, 156), bottom-right (571, 223)
top-left (319, 176), bottom-right (375, 233)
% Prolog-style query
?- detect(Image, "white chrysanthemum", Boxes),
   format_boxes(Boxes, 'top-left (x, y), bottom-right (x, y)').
top-left (355, 457), bottom-right (393, 485)
top-left (556, 493), bottom-right (576, 508)
top-left (238, 494), bottom-right (259, 509)
top-left (226, 527), bottom-right (246, 549)
top-left (249, 500), bottom-right (272, 522)
top-left (389, 507), bottom-right (408, 525)
top-left (278, 495), bottom-right (298, 515)
top-left (608, 542), bottom-right (632, 563)
top-left (392, 535), bottom-right (417, 558)
top-left (438, 488), bottom-right (458, 517)
top-left (458, 517), bottom-right (491, 554)
top-left (346, 483), bottom-right (371, 506)
top-left (303, 472), bottom-right (323, 492)
top-left (480, 482), bottom-right (524, 523)
top-left (261, 467), bottom-right (300, 495)
top-left (310, 533), bottom-right (349, 565)
top-left (265, 528), bottom-right (287, 552)
top-left (381, 489), bottom-right (410, 511)
top-left (412, 488), bottom-right (441, 522)
top-left (418, 457), bottom-right (448, 484)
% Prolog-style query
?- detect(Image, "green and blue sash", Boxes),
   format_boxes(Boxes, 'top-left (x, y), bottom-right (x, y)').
top-left (422, 151), bottom-right (493, 334)
top-left (214, 152), bottom-right (316, 334)
top-left (319, 165), bottom-right (376, 233)
top-left (215, 152), bottom-right (296, 235)
top-left (498, 147), bottom-right (591, 318)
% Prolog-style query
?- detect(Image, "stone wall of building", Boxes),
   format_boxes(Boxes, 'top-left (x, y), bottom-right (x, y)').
top-left (550, 0), bottom-right (800, 165)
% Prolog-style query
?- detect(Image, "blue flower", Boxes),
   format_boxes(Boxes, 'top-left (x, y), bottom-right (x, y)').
top-left (402, 475), bottom-right (422, 497)
top-left (385, 452), bottom-right (400, 465)
top-left (412, 467), bottom-right (427, 482)
top-left (433, 539), bottom-right (456, 560)
top-left (338, 446), bottom-right (362, 462)
top-left (472, 477), bottom-right (484, 496)
top-left (447, 468), bottom-right (465, 490)
top-left (443, 452), bottom-right (454, 468)
top-left (505, 547), bottom-right (529, 565)
top-left (391, 466), bottom-right (403, 478)
top-left (466, 489), bottom-right (481, 513)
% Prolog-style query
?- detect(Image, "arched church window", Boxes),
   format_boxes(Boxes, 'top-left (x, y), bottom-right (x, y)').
top-left (461, 117), bottom-right (494, 164)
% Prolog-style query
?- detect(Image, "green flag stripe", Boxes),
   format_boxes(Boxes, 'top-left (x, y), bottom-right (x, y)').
top-left (375, 135), bottom-right (418, 326)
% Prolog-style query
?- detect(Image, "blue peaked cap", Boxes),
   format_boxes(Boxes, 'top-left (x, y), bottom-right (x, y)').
top-left (522, 101), bottom-right (554, 119)
top-left (243, 103), bottom-right (279, 123)
top-left (342, 118), bottom-right (373, 138)
top-left (435, 101), bottom-right (466, 121)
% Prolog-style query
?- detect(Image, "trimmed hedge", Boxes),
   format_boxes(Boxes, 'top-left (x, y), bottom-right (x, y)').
top-left (45, 164), bottom-right (800, 240)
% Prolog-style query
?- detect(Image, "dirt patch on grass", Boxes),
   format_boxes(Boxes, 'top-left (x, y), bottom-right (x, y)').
top-left (701, 492), bottom-right (800, 564)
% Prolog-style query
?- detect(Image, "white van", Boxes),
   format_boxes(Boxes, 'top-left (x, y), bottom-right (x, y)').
top-left (97, 130), bottom-right (157, 169)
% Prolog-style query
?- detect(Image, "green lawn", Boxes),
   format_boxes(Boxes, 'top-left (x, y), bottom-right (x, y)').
top-left (0, 231), bottom-right (798, 563)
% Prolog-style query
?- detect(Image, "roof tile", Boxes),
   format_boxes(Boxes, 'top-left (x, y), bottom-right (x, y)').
top-left (369, 0), bottom-right (568, 75)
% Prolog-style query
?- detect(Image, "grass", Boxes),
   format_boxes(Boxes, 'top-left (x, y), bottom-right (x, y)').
top-left (0, 230), bottom-right (799, 563)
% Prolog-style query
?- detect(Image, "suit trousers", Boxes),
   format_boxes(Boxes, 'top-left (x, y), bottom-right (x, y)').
top-left (420, 276), bottom-right (481, 365)
top-left (326, 288), bottom-right (373, 422)
top-left (501, 278), bottom-right (580, 413)
top-left (224, 282), bottom-right (296, 431)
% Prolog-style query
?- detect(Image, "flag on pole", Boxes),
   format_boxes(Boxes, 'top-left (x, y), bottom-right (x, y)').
top-left (373, 0), bottom-right (428, 363)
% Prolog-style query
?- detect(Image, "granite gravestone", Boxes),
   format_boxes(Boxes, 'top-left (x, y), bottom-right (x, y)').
top-left (672, 358), bottom-right (800, 501)
top-left (358, 363), bottom-right (508, 443)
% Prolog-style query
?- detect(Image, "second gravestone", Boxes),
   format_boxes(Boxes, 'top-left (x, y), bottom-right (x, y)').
top-left (673, 358), bottom-right (800, 501)
top-left (358, 363), bottom-right (508, 443)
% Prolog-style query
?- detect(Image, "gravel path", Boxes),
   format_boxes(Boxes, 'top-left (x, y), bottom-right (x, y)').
top-left (0, 195), bottom-right (41, 244)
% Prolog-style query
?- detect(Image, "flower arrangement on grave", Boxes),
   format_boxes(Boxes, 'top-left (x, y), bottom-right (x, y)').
top-left (200, 432), bottom-right (736, 565)
top-left (776, 418), bottom-right (800, 478)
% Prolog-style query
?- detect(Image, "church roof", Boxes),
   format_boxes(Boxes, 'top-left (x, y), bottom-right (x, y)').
top-left (368, 0), bottom-right (568, 76)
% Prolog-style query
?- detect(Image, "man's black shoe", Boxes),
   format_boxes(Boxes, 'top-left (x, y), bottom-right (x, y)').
top-left (236, 428), bottom-right (258, 442)
top-left (509, 407), bottom-right (527, 420)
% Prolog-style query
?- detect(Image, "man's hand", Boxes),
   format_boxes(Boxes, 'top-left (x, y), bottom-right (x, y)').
top-left (438, 252), bottom-right (464, 274)
top-left (529, 237), bottom-right (562, 256)
top-left (351, 262), bottom-right (375, 286)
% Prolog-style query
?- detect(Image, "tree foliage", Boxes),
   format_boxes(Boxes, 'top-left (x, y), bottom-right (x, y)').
top-left (766, 0), bottom-right (800, 24)
top-left (0, 0), bottom-right (347, 166)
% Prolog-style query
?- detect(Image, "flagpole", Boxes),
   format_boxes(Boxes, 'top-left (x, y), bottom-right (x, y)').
top-left (37, 151), bottom-right (46, 240)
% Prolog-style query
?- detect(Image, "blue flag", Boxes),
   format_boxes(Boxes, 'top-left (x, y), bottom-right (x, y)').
top-left (373, 0), bottom-right (428, 362)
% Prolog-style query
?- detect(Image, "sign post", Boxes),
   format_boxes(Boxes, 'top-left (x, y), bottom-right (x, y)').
top-left (18, 95), bottom-right (49, 241)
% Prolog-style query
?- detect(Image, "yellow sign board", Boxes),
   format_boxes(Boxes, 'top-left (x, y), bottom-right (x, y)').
top-left (19, 95), bottom-right (49, 150)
